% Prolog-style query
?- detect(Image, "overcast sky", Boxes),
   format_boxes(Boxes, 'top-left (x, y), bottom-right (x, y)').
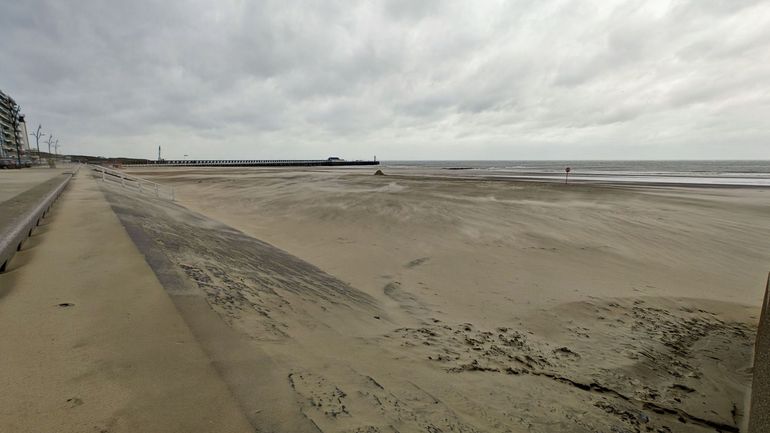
top-left (2, 0), bottom-right (769, 160)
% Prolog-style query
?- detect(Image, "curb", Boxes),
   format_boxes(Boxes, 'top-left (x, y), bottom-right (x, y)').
top-left (0, 167), bottom-right (79, 272)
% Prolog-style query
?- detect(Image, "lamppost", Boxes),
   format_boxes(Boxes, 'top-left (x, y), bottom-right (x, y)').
top-left (29, 124), bottom-right (45, 159)
top-left (10, 103), bottom-right (22, 166)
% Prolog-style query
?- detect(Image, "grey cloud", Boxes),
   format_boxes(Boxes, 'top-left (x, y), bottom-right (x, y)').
top-left (0, 0), bottom-right (768, 160)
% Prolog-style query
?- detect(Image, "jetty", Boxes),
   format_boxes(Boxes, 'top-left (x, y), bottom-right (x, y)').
top-left (123, 158), bottom-right (380, 167)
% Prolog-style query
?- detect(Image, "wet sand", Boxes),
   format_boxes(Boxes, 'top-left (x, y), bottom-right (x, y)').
top-left (112, 166), bottom-right (769, 433)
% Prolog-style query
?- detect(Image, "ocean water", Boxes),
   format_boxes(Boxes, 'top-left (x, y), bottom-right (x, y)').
top-left (382, 160), bottom-right (770, 186)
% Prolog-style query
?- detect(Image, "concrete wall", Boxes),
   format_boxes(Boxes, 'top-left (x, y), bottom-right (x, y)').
top-left (749, 273), bottom-right (770, 433)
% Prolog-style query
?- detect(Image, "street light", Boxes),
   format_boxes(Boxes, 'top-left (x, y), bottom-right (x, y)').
top-left (29, 124), bottom-right (45, 158)
top-left (10, 103), bottom-right (22, 166)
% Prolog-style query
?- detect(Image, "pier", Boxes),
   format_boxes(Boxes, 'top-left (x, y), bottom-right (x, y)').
top-left (124, 159), bottom-right (380, 167)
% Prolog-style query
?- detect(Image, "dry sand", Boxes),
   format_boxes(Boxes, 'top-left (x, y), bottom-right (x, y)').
top-left (112, 166), bottom-right (770, 433)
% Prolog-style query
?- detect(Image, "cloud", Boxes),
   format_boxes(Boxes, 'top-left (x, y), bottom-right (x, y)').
top-left (1, 0), bottom-right (768, 159)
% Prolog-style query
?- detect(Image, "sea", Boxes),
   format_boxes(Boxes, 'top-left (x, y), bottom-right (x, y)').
top-left (381, 160), bottom-right (770, 187)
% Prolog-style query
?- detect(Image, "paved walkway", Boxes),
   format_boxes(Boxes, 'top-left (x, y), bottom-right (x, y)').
top-left (0, 172), bottom-right (254, 433)
top-left (0, 167), bottom-right (72, 204)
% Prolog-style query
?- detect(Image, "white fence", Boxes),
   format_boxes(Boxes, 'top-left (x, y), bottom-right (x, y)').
top-left (90, 164), bottom-right (175, 201)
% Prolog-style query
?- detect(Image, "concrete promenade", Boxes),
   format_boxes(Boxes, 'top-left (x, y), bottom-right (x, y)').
top-left (0, 170), bottom-right (72, 271)
top-left (0, 172), bottom-right (254, 433)
top-left (0, 167), bottom-right (71, 203)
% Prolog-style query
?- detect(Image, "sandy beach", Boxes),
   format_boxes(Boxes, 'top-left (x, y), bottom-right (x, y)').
top-left (2, 165), bottom-right (767, 432)
top-left (108, 166), bottom-right (768, 433)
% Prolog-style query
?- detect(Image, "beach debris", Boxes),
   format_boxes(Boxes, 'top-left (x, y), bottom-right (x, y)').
top-left (66, 397), bottom-right (84, 408)
top-left (405, 257), bottom-right (430, 268)
top-left (374, 169), bottom-right (385, 176)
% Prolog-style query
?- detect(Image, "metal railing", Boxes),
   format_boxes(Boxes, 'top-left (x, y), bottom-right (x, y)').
top-left (90, 164), bottom-right (174, 201)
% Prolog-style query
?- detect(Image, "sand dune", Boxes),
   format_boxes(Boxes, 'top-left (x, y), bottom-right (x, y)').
top-left (117, 167), bottom-right (770, 432)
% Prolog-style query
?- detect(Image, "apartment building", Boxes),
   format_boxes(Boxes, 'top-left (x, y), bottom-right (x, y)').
top-left (0, 89), bottom-right (31, 161)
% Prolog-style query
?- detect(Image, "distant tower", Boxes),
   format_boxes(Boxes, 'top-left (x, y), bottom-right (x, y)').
top-left (158, 145), bottom-right (161, 161)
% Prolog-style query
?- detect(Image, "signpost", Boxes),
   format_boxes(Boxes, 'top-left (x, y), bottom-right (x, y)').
top-left (565, 167), bottom-right (571, 184)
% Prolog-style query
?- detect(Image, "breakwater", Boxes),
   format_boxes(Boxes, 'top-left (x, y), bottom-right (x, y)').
top-left (125, 159), bottom-right (379, 167)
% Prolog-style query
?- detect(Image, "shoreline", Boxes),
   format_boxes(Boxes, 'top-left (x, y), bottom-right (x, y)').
top-left (369, 172), bottom-right (770, 189)
top-left (125, 164), bottom-right (770, 189)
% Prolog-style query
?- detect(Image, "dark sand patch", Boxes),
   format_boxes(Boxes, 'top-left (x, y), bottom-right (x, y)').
top-left (405, 257), bottom-right (430, 268)
top-left (386, 298), bottom-right (755, 432)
